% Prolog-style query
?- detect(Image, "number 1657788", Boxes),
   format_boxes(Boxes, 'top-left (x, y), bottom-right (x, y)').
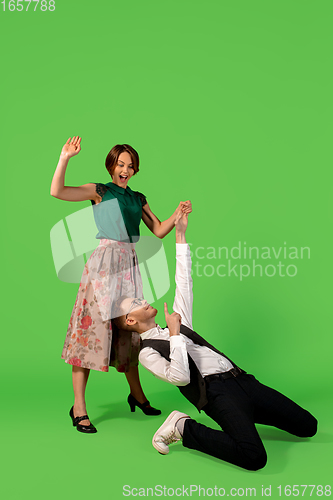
top-left (1, 0), bottom-right (55, 11)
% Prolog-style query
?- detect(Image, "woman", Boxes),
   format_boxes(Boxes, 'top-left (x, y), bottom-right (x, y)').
top-left (50, 136), bottom-right (191, 433)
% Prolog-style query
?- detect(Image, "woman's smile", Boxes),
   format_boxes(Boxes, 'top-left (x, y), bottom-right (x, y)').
top-left (112, 152), bottom-right (134, 187)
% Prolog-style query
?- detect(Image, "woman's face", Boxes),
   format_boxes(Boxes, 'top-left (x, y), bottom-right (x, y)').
top-left (112, 151), bottom-right (135, 188)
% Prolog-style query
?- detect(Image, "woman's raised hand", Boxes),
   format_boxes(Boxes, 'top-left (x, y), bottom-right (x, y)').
top-left (61, 136), bottom-right (82, 159)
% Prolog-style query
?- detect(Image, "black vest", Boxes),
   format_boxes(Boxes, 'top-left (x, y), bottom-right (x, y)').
top-left (141, 324), bottom-right (243, 411)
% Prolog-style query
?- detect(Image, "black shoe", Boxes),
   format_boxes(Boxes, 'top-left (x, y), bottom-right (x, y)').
top-left (127, 394), bottom-right (161, 416)
top-left (69, 406), bottom-right (97, 433)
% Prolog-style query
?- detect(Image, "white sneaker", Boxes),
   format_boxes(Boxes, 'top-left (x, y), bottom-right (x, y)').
top-left (152, 410), bottom-right (190, 455)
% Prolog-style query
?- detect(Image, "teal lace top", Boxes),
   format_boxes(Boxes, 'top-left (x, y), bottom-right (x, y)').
top-left (90, 182), bottom-right (147, 243)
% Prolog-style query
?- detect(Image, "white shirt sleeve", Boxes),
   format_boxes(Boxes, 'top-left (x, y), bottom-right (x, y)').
top-left (172, 243), bottom-right (193, 330)
top-left (138, 335), bottom-right (190, 386)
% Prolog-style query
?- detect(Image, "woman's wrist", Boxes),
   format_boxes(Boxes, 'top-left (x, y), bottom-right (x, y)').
top-left (59, 152), bottom-right (70, 163)
top-left (173, 207), bottom-right (181, 224)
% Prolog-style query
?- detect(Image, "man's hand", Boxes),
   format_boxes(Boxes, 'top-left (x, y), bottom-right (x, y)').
top-left (181, 200), bottom-right (192, 214)
top-left (175, 200), bottom-right (191, 234)
top-left (164, 302), bottom-right (181, 336)
top-left (175, 210), bottom-right (188, 233)
top-left (175, 200), bottom-right (192, 219)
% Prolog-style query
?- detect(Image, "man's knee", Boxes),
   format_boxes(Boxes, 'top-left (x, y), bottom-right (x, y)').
top-left (296, 414), bottom-right (317, 438)
top-left (248, 451), bottom-right (267, 471)
top-left (242, 448), bottom-right (267, 471)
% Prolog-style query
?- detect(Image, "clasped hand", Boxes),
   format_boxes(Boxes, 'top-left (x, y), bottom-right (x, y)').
top-left (177, 200), bottom-right (192, 215)
top-left (175, 200), bottom-right (191, 231)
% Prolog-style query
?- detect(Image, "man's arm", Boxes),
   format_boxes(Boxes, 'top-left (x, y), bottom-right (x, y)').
top-left (140, 212), bottom-right (193, 387)
top-left (173, 212), bottom-right (193, 329)
top-left (139, 340), bottom-right (190, 386)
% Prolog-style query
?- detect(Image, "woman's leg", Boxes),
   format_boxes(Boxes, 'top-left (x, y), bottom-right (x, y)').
top-left (72, 366), bottom-right (91, 425)
top-left (124, 366), bottom-right (152, 405)
top-left (112, 326), bottom-right (152, 406)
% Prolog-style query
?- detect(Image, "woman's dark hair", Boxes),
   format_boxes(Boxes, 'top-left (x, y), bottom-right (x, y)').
top-left (105, 144), bottom-right (139, 177)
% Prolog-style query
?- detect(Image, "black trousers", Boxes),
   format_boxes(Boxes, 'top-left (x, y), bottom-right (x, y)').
top-left (182, 373), bottom-right (317, 470)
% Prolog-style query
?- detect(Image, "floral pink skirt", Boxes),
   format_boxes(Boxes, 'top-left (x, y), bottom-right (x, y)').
top-left (61, 238), bottom-right (144, 372)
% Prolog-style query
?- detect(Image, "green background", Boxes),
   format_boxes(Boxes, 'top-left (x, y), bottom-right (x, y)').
top-left (1, 0), bottom-right (332, 498)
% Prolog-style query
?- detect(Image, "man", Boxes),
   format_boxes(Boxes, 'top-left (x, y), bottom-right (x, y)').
top-left (112, 211), bottom-right (317, 470)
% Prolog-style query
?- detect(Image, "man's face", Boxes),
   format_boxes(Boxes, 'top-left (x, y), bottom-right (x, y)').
top-left (121, 297), bottom-right (157, 326)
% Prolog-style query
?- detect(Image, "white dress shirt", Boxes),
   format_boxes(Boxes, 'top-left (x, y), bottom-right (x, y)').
top-left (139, 243), bottom-right (234, 386)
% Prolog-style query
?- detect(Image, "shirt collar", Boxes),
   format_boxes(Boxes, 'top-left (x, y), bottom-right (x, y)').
top-left (140, 324), bottom-right (165, 340)
top-left (105, 182), bottom-right (134, 196)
